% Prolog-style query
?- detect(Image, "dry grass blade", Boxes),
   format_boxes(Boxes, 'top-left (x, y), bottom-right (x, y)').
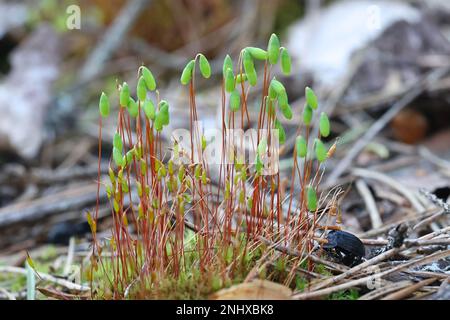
top-left (356, 179), bottom-right (382, 228)
top-left (0, 266), bottom-right (90, 292)
top-left (352, 168), bottom-right (425, 212)
top-left (381, 277), bottom-right (438, 300)
top-left (310, 248), bottom-right (400, 291)
top-left (358, 280), bottom-right (412, 300)
top-left (293, 249), bottom-right (450, 299)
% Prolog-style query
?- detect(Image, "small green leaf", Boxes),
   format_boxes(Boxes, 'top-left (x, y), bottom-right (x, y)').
top-left (137, 76), bottom-right (147, 101)
top-left (247, 47), bottom-right (268, 60)
top-left (303, 104), bottom-right (313, 126)
top-left (141, 66), bottom-right (156, 90)
top-left (26, 260), bottom-right (36, 300)
top-left (305, 87), bottom-right (318, 109)
top-left (180, 59), bottom-right (195, 85)
top-left (280, 47), bottom-right (291, 75)
top-left (229, 89), bottom-right (241, 111)
top-left (314, 138), bottom-right (328, 163)
top-left (86, 211), bottom-right (96, 234)
top-left (120, 82), bottom-right (130, 107)
top-left (296, 135), bottom-right (307, 158)
top-left (26, 253), bottom-right (36, 270)
top-left (99, 92), bottom-right (110, 117)
top-left (319, 112), bottom-right (330, 137)
top-left (307, 186), bottom-right (317, 211)
top-left (143, 99), bottom-right (155, 120)
top-left (267, 33), bottom-right (280, 65)
top-left (199, 54), bottom-right (211, 78)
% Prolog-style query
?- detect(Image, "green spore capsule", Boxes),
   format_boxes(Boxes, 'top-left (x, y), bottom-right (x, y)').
top-left (307, 186), bottom-right (317, 211)
top-left (229, 89), bottom-right (241, 111)
top-left (113, 132), bottom-right (123, 151)
top-left (113, 147), bottom-right (125, 168)
top-left (178, 164), bottom-right (185, 182)
top-left (99, 92), bottom-right (110, 117)
top-left (199, 54), bottom-right (211, 78)
top-left (280, 103), bottom-right (292, 120)
top-left (243, 50), bottom-right (256, 77)
top-left (159, 100), bottom-right (170, 125)
top-left (201, 136), bottom-right (207, 151)
top-left (201, 170), bottom-right (207, 185)
top-left (128, 97), bottom-right (139, 117)
top-left (267, 33), bottom-right (280, 65)
top-left (154, 112), bottom-right (163, 131)
top-left (194, 164), bottom-right (202, 179)
top-left (295, 135), bottom-right (307, 158)
top-left (247, 47), bottom-right (268, 60)
top-left (120, 82), bottom-right (130, 107)
top-left (269, 79), bottom-right (285, 101)
top-left (143, 99), bottom-right (155, 120)
top-left (277, 90), bottom-right (288, 108)
top-left (235, 73), bottom-right (247, 84)
top-left (305, 87), bottom-right (318, 109)
top-left (225, 68), bottom-right (235, 93)
top-left (280, 47), bottom-right (291, 75)
top-left (319, 112), bottom-right (330, 137)
top-left (246, 68), bottom-right (257, 87)
top-left (275, 119), bottom-right (286, 145)
top-left (303, 104), bottom-right (313, 126)
top-left (255, 154), bottom-right (263, 175)
top-left (137, 76), bottom-right (147, 101)
top-left (141, 66), bottom-right (156, 91)
top-left (257, 138), bottom-right (267, 157)
top-left (126, 149), bottom-right (134, 166)
top-left (222, 54), bottom-right (233, 78)
top-left (180, 59), bottom-right (195, 85)
top-left (314, 138), bottom-right (328, 163)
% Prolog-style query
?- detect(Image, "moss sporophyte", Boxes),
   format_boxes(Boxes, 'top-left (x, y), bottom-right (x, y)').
top-left (91, 33), bottom-right (338, 299)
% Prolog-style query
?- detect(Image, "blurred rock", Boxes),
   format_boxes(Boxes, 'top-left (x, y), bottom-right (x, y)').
top-left (391, 109), bottom-right (429, 144)
top-left (0, 25), bottom-right (60, 159)
top-left (287, 0), bottom-right (421, 87)
top-left (0, 3), bottom-right (27, 39)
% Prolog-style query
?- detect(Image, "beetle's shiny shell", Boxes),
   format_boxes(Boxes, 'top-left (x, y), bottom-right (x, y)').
top-left (324, 230), bottom-right (365, 258)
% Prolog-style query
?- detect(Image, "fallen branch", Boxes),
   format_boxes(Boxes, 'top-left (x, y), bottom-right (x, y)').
top-left (326, 67), bottom-right (450, 185)
top-left (0, 266), bottom-right (90, 292)
top-left (292, 249), bottom-right (450, 299)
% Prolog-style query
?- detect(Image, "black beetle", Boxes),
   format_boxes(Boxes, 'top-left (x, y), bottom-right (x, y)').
top-left (323, 230), bottom-right (365, 267)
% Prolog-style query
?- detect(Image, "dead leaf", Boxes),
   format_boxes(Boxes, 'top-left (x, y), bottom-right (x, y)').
top-left (209, 279), bottom-right (292, 300)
